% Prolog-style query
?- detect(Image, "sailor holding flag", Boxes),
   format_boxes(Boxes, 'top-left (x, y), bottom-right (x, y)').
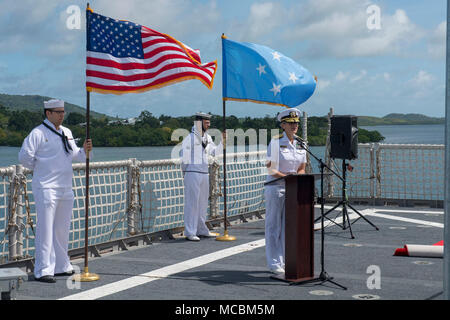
top-left (19, 99), bottom-right (92, 283)
top-left (181, 112), bottom-right (224, 241)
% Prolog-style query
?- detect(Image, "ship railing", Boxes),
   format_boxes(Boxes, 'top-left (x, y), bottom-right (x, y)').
top-left (0, 143), bottom-right (445, 265)
top-left (324, 143), bottom-right (444, 207)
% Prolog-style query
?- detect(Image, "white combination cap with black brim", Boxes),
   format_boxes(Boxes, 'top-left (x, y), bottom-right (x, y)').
top-left (277, 108), bottom-right (301, 123)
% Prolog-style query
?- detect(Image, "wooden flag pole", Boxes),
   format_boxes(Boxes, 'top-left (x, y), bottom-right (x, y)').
top-left (216, 34), bottom-right (236, 241)
top-left (73, 3), bottom-right (99, 282)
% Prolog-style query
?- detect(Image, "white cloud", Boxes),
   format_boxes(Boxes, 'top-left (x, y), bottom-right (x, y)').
top-left (0, 0), bottom-right (58, 52)
top-left (350, 70), bottom-right (367, 83)
top-left (282, 1), bottom-right (424, 58)
top-left (409, 70), bottom-right (434, 87)
top-left (346, 9), bottom-right (423, 57)
top-left (316, 79), bottom-right (331, 91)
top-left (0, 0), bottom-right (220, 56)
top-left (333, 70), bottom-right (367, 83)
top-left (427, 21), bottom-right (446, 59)
top-left (93, 0), bottom-right (220, 39)
top-left (242, 2), bottom-right (288, 40)
top-left (406, 70), bottom-right (435, 99)
top-left (336, 71), bottom-right (349, 81)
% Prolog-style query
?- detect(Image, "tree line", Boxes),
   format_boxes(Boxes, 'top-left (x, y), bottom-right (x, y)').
top-left (0, 106), bottom-right (384, 147)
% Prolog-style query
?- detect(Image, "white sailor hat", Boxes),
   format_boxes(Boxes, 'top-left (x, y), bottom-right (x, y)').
top-left (195, 112), bottom-right (211, 120)
top-left (44, 99), bottom-right (64, 109)
top-left (277, 108), bottom-right (301, 123)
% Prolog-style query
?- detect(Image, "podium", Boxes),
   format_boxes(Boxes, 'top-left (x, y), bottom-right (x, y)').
top-left (266, 174), bottom-right (315, 283)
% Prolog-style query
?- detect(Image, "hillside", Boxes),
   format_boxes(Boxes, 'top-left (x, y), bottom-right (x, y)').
top-left (0, 108), bottom-right (385, 147)
top-left (0, 93), bottom-right (111, 119)
top-left (358, 113), bottom-right (444, 126)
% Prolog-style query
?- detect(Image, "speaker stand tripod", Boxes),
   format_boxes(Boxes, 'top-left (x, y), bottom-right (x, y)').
top-left (315, 159), bottom-right (379, 239)
top-left (288, 140), bottom-right (346, 290)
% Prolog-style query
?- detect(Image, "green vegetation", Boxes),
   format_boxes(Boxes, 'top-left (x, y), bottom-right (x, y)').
top-left (358, 113), bottom-right (444, 126)
top-left (5, 93), bottom-right (449, 147)
top-left (0, 105), bottom-right (384, 147)
top-left (0, 93), bottom-right (108, 119)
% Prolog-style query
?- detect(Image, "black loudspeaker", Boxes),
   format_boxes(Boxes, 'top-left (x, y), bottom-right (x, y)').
top-left (330, 115), bottom-right (358, 160)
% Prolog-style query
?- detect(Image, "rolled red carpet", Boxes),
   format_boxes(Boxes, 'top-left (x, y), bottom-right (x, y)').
top-left (394, 241), bottom-right (443, 258)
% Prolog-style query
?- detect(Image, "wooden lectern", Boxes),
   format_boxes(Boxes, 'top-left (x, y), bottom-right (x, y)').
top-left (269, 174), bottom-right (315, 283)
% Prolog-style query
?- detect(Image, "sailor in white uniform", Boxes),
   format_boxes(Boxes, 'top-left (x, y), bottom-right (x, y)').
top-left (18, 99), bottom-right (92, 283)
top-left (181, 112), bottom-right (223, 241)
top-left (265, 108), bottom-right (306, 274)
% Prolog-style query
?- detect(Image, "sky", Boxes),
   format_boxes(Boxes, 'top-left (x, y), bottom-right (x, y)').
top-left (0, 0), bottom-right (447, 119)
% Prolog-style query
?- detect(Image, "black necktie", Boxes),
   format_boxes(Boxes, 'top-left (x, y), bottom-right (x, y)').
top-left (42, 122), bottom-right (73, 154)
top-left (202, 137), bottom-right (208, 150)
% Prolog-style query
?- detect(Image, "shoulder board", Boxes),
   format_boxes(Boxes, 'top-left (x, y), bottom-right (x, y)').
top-left (273, 134), bottom-right (283, 140)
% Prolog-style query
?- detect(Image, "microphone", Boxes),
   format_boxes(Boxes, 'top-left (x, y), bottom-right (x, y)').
top-left (294, 135), bottom-right (306, 147)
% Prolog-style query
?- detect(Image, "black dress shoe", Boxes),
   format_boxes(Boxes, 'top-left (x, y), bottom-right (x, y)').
top-left (54, 270), bottom-right (75, 276)
top-left (35, 275), bottom-right (56, 283)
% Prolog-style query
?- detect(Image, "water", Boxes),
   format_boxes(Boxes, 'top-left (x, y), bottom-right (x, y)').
top-left (360, 124), bottom-right (444, 145)
top-left (0, 145), bottom-right (176, 168)
top-left (0, 124), bottom-right (445, 167)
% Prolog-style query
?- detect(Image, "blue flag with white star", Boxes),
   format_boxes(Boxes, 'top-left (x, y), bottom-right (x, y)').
top-left (222, 37), bottom-right (316, 108)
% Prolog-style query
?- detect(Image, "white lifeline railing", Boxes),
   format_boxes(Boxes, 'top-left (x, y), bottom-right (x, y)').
top-left (325, 143), bottom-right (445, 202)
top-left (0, 143), bottom-right (445, 263)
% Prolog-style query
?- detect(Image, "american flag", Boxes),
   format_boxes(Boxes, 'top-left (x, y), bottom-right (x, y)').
top-left (86, 10), bottom-right (217, 94)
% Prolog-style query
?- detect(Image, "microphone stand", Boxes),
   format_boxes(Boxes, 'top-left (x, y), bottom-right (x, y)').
top-left (291, 136), bottom-right (347, 290)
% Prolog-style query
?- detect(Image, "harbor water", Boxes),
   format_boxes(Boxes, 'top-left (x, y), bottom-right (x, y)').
top-left (0, 124), bottom-right (444, 167)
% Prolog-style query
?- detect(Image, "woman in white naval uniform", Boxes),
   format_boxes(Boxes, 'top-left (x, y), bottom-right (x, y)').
top-left (181, 112), bottom-right (223, 241)
top-left (265, 108), bottom-right (306, 274)
top-left (18, 99), bottom-right (92, 283)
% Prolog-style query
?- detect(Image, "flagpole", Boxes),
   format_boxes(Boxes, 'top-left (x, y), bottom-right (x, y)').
top-left (216, 34), bottom-right (236, 241)
top-left (444, 0), bottom-right (450, 300)
top-left (74, 3), bottom-right (99, 282)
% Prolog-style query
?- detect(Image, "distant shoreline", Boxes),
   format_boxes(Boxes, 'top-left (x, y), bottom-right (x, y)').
top-left (358, 114), bottom-right (444, 126)
top-left (0, 93), bottom-right (445, 123)
top-left (360, 122), bottom-right (444, 126)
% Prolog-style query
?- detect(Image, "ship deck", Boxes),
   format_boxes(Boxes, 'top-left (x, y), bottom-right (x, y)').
top-left (6, 204), bottom-right (445, 307)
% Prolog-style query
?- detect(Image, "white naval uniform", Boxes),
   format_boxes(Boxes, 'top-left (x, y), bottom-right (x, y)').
top-left (181, 126), bottom-right (222, 237)
top-left (265, 132), bottom-right (306, 271)
top-left (18, 119), bottom-right (86, 278)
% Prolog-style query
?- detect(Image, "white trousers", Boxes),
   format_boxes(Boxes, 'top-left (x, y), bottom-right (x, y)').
top-left (264, 184), bottom-right (285, 271)
top-left (33, 188), bottom-right (74, 278)
top-left (183, 172), bottom-right (210, 237)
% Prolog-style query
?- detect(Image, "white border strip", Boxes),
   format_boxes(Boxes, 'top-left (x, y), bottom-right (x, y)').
top-left (373, 209), bottom-right (444, 215)
top-left (363, 210), bottom-right (444, 228)
top-left (60, 208), bottom-right (442, 300)
top-left (313, 208), bottom-right (443, 229)
top-left (60, 239), bottom-right (265, 300)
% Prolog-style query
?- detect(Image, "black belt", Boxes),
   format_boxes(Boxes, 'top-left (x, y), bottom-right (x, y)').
top-left (42, 122), bottom-right (73, 154)
top-left (183, 170), bottom-right (209, 174)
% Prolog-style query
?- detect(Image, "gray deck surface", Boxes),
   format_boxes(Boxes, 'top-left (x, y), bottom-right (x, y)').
top-left (9, 204), bottom-right (445, 304)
